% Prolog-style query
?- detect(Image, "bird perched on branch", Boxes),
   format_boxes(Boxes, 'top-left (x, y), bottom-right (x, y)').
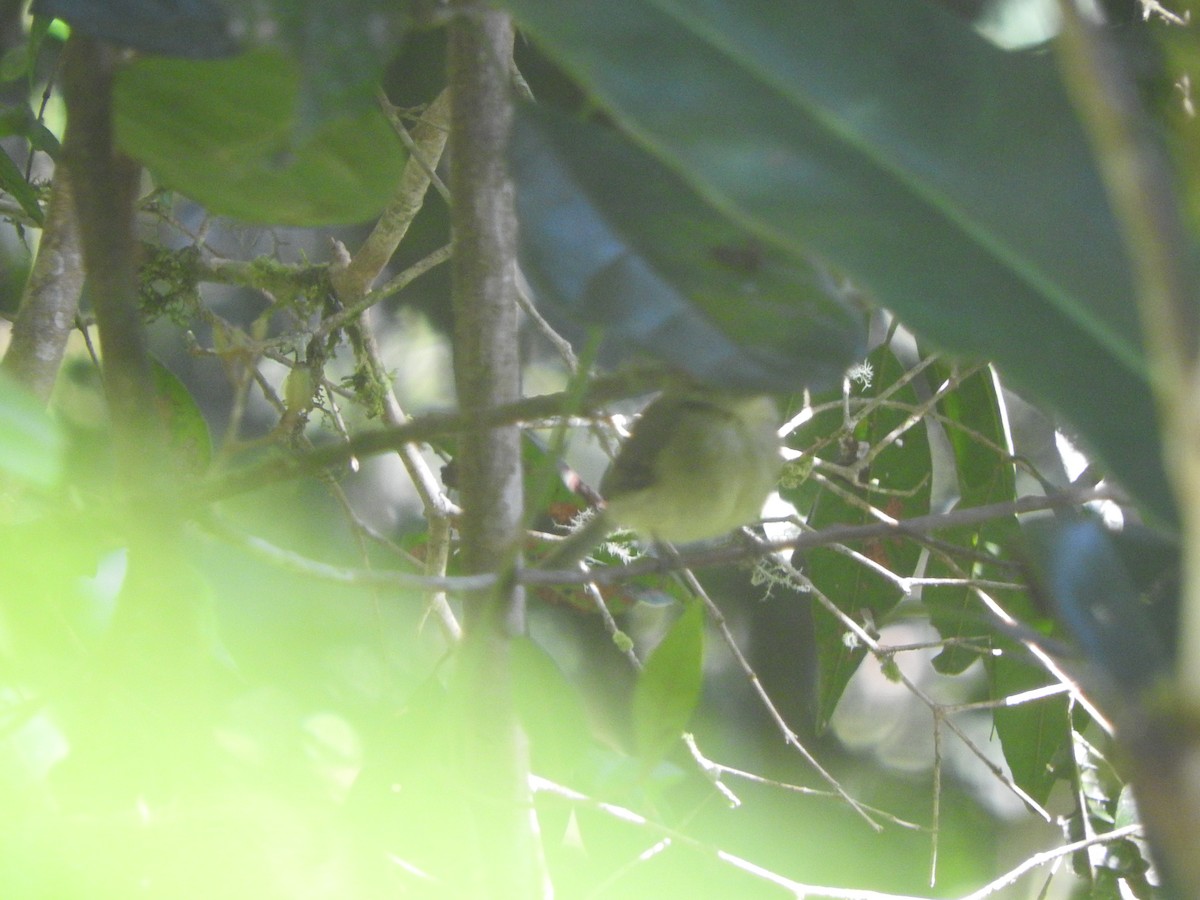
top-left (542, 387), bottom-right (782, 569)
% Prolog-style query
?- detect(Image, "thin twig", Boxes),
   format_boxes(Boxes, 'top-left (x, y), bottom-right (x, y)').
top-left (353, 306), bottom-right (462, 643)
top-left (193, 368), bottom-right (666, 503)
top-left (521, 487), bottom-right (1116, 587)
top-left (683, 734), bottom-right (924, 830)
top-left (958, 824), bottom-right (1143, 900)
top-left (787, 560), bottom-right (1054, 821)
top-left (198, 487), bottom-right (1115, 595)
top-left (531, 775), bottom-right (937, 900)
top-left (680, 568), bottom-right (882, 830)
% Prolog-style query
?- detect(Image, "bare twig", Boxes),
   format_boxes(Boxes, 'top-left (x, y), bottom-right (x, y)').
top-left (682, 734), bottom-right (925, 829)
top-left (531, 775), bottom-right (937, 900)
top-left (521, 487), bottom-right (1116, 586)
top-left (330, 88), bottom-right (451, 304)
top-left (193, 368), bottom-right (665, 503)
top-left (680, 568), bottom-right (882, 830)
top-left (782, 560), bottom-right (1054, 821)
top-left (351, 308), bottom-right (462, 643)
top-left (201, 487), bottom-right (1114, 596)
top-left (958, 824), bottom-right (1143, 900)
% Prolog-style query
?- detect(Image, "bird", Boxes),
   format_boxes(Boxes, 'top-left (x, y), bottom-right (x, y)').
top-left (541, 387), bottom-right (782, 569)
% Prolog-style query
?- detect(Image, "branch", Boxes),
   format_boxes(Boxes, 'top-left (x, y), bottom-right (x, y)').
top-left (958, 824), bottom-right (1143, 900)
top-left (444, 7), bottom-right (544, 895)
top-left (191, 367), bottom-right (664, 503)
top-left (1, 172), bottom-right (84, 403)
top-left (531, 776), bottom-right (935, 900)
top-left (522, 486), bottom-right (1117, 586)
top-left (61, 36), bottom-right (167, 482)
top-left (330, 89), bottom-right (451, 301)
top-left (207, 488), bottom-right (1112, 595)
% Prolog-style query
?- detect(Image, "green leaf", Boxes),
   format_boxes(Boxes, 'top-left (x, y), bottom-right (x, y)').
top-left (501, 0), bottom-right (1175, 526)
top-left (511, 638), bottom-right (594, 780)
top-left (150, 358), bottom-right (213, 476)
top-left (227, 1), bottom-right (411, 136)
top-left (632, 602), bottom-right (705, 766)
top-left (0, 104), bottom-right (60, 161)
top-left (512, 105), bottom-right (864, 391)
top-left (0, 370), bottom-right (64, 488)
top-left (0, 104), bottom-right (62, 159)
top-left (988, 649), bottom-right (1070, 807)
top-left (922, 362), bottom-right (1020, 675)
top-left (0, 145), bottom-right (43, 225)
top-left (114, 49), bottom-right (406, 226)
top-left (785, 346), bottom-right (931, 730)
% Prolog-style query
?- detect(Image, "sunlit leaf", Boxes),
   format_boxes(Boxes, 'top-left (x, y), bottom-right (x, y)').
top-left (632, 602), bottom-right (704, 765)
top-left (988, 649), bottom-right (1070, 806)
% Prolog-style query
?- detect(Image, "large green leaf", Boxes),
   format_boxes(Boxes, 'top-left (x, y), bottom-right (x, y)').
top-left (35, 1), bottom-right (410, 129)
top-left (31, 0), bottom-right (237, 59)
top-left (511, 638), bottom-right (594, 780)
top-left (632, 602), bottom-right (705, 766)
top-left (512, 105), bottom-right (865, 391)
top-left (502, 0), bottom-right (1177, 526)
top-left (226, 1), bottom-right (412, 136)
top-left (114, 50), bottom-right (405, 226)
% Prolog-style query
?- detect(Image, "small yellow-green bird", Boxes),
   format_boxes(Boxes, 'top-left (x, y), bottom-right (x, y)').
top-left (543, 387), bottom-right (782, 569)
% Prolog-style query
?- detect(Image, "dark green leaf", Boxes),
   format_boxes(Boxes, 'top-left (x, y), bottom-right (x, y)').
top-left (31, 0), bottom-right (237, 58)
top-left (922, 362), bottom-right (1020, 674)
top-left (988, 648), bottom-right (1070, 807)
top-left (150, 358), bottom-right (212, 476)
top-left (632, 602), bottom-right (704, 766)
top-left (501, 0), bottom-right (1175, 526)
top-left (512, 106), bottom-right (864, 391)
top-left (226, 1), bottom-right (412, 136)
top-left (0, 145), bottom-right (43, 224)
top-left (0, 104), bottom-right (60, 159)
top-left (114, 50), bottom-right (405, 226)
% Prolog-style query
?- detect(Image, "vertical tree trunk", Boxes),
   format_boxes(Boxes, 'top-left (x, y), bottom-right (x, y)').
top-left (446, 7), bottom-right (544, 896)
